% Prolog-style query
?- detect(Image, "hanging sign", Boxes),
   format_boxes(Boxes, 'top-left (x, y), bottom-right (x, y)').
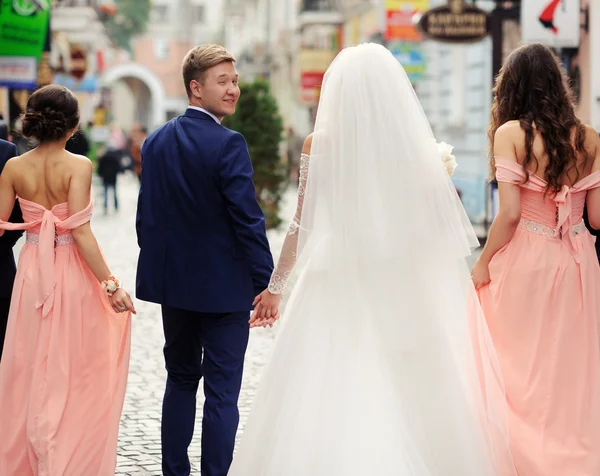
top-left (0, 0), bottom-right (50, 60)
top-left (418, 0), bottom-right (491, 43)
top-left (521, 0), bottom-right (581, 48)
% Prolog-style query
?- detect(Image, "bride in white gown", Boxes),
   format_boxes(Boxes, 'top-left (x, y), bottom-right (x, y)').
top-left (229, 44), bottom-right (516, 476)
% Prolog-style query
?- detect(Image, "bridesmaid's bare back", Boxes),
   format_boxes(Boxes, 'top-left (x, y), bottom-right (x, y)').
top-left (499, 120), bottom-right (599, 186)
top-left (8, 148), bottom-right (91, 210)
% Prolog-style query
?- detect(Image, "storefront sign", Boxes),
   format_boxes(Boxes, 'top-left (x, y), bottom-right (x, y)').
top-left (385, 0), bottom-right (429, 41)
top-left (418, 0), bottom-right (491, 43)
top-left (0, 56), bottom-right (37, 89)
top-left (521, 0), bottom-right (580, 48)
top-left (0, 0), bottom-right (50, 60)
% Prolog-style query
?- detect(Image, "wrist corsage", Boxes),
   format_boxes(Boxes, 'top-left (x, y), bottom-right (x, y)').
top-left (102, 275), bottom-right (121, 297)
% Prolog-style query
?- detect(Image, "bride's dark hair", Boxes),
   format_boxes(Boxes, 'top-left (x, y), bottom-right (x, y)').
top-left (21, 85), bottom-right (80, 143)
top-left (488, 43), bottom-right (590, 193)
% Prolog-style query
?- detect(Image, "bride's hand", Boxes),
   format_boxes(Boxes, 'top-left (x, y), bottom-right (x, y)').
top-left (109, 288), bottom-right (137, 314)
top-left (471, 259), bottom-right (491, 289)
top-left (250, 289), bottom-right (281, 328)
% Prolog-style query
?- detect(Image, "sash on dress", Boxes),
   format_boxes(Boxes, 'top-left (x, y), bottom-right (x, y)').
top-left (0, 198), bottom-right (94, 318)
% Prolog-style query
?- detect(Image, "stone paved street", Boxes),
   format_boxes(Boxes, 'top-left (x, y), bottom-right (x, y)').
top-left (15, 173), bottom-right (480, 475)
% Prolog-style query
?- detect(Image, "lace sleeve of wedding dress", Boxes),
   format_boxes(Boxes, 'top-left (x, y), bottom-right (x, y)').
top-left (267, 153), bottom-right (310, 295)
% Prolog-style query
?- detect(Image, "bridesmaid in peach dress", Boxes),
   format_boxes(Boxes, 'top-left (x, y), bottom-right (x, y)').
top-left (0, 85), bottom-right (135, 475)
top-left (472, 43), bottom-right (600, 475)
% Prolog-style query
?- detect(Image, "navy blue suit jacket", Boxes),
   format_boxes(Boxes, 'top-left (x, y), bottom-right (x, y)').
top-left (0, 140), bottom-right (22, 299)
top-left (136, 109), bottom-right (274, 313)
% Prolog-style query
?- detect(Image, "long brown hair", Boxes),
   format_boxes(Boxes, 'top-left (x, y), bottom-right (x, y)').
top-left (488, 43), bottom-right (589, 193)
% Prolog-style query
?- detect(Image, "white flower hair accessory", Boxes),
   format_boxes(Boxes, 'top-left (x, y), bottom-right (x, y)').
top-left (436, 141), bottom-right (457, 177)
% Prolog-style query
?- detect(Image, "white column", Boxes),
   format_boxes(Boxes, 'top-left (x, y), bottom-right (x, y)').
top-left (589, 0), bottom-right (600, 130)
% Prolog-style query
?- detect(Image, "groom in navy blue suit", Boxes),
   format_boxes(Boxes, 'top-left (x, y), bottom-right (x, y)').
top-left (136, 45), bottom-right (274, 476)
top-left (0, 138), bottom-right (21, 360)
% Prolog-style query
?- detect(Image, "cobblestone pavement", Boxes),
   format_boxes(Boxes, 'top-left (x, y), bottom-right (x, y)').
top-left (15, 174), bottom-right (480, 475)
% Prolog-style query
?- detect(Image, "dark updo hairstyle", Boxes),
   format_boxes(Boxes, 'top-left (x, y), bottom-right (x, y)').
top-left (21, 85), bottom-right (80, 143)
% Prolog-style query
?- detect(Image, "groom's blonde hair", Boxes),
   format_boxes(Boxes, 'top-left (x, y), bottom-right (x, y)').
top-left (182, 44), bottom-right (236, 96)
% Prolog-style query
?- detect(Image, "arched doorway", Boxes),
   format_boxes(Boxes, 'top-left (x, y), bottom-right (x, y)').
top-left (100, 64), bottom-right (166, 130)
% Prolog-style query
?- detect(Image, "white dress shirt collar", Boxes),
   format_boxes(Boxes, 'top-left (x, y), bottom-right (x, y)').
top-left (187, 106), bottom-right (220, 124)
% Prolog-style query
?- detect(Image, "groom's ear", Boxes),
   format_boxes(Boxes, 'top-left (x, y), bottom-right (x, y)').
top-left (189, 79), bottom-right (203, 100)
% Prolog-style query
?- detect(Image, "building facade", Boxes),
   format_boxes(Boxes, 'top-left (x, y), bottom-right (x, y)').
top-left (223, 0), bottom-right (308, 134)
top-left (105, 0), bottom-right (224, 131)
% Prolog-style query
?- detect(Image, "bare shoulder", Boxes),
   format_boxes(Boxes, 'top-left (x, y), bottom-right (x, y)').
top-left (1, 154), bottom-right (20, 173)
top-left (302, 133), bottom-right (313, 155)
top-left (495, 120), bottom-right (524, 142)
top-left (67, 153), bottom-right (93, 173)
top-left (1, 152), bottom-right (30, 178)
top-left (493, 121), bottom-right (523, 161)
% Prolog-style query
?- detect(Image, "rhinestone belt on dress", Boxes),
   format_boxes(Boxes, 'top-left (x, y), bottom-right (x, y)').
top-left (518, 218), bottom-right (586, 238)
top-left (26, 233), bottom-right (75, 246)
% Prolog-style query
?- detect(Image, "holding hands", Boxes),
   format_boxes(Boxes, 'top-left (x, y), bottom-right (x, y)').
top-left (249, 289), bottom-right (282, 328)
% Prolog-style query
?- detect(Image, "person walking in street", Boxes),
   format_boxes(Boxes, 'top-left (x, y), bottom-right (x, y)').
top-left (136, 44), bottom-right (274, 476)
top-left (65, 123), bottom-right (90, 157)
top-left (229, 43), bottom-right (516, 476)
top-left (0, 85), bottom-right (135, 475)
top-left (472, 43), bottom-right (600, 475)
top-left (130, 123), bottom-right (147, 184)
top-left (97, 144), bottom-right (122, 213)
top-left (0, 138), bottom-right (21, 360)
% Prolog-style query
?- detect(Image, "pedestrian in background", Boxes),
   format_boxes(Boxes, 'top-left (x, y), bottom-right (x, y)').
top-left (97, 143), bottom-right (122, 214)
top-left (130, 123), bottom-right (148, 185)
top-left (65, 123), bottom-right (90, 157)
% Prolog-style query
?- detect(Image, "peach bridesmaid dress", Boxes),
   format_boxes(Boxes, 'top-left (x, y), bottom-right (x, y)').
top-left (479, 157), bottom-right (600, 475)
top-left (0, 197), bottom-right (131, 476)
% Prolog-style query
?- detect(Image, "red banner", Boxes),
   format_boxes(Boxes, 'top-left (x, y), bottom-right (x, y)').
top-left (301, 72), bottom-right (324, 90)
top-left (385, 9), bottom-right (422, 41)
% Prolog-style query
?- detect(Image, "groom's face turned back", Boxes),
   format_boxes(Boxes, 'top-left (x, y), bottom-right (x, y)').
top-left (183, 44), bottom-right (240, 122)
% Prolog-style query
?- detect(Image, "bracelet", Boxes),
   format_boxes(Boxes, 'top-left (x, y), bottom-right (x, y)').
top-left (101, 275), bottom-right (121, 296)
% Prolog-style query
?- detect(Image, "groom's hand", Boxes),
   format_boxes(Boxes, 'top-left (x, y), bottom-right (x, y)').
top-left (250, 289), bottom-right (282, 328)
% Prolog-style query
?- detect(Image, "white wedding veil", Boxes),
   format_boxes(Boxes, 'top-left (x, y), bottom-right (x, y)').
top-left (297, 43), bottom-right (479, 264)
top-left (291, 43), bottom-right (515, 475)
